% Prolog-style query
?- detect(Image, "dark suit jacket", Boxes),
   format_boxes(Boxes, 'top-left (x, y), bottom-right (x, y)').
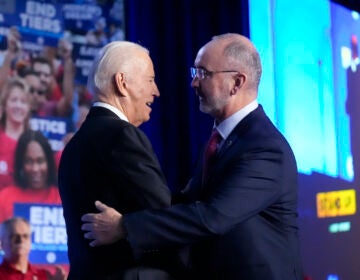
top-left (123, 105), bottom-right (304, 280)
top-left (58, 106), bottom-right (175, 280)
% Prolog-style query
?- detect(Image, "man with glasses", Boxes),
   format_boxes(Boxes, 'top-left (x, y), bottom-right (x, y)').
top-left (0, 217), bottom-right (66, 280)
top-left (20, 65), bottom-right (67, 118)
top-left (81, 33), bottom-right (304, 280)
top-left (18, 67), bottom-right (47, 115)
top-left (30, 47), bottom-right (74, 118)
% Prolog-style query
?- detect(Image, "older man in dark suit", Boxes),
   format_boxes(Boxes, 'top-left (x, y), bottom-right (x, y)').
top-left (81, 33), bottom-right (304, 280)
top-left (58, 41), bottom-right (179, 280)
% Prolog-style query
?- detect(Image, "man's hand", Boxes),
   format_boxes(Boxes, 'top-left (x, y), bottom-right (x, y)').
top-left (57, 38), bottom-right (73, 60)
top-left (7, 26), bottom-right (21, 53)
top-left (81, 201), bottom-right (127, 247)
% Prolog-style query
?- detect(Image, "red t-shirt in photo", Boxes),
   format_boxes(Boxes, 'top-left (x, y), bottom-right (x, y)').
top-left (0, 129), bottom-right (17, 191)
top-left (0, 260), bottom-right (48, 280)
top-left (0, 185), bottom-right (62, 223)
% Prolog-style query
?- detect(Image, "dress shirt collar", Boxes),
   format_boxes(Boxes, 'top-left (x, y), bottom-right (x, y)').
top-left (215, 99), bottom-right (258, 140)
top-left (93, 102), bottom-right (129, 122)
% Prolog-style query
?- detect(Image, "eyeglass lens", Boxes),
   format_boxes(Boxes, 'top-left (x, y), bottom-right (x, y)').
top-left (190, 67), bottom-right (204, 79)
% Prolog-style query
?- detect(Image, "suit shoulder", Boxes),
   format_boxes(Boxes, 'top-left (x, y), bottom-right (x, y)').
top-left (239, 109), bottom-right (295, 152)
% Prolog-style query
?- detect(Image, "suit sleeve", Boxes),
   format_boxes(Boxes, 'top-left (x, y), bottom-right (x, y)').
top-left (123, 137), bottom-right (297, 250)
top-left (104, 124), bottom-right (171, 210)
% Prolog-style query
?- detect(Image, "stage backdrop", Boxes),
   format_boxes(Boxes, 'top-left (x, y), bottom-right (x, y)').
top-left (249, 0), bottom-right (360, 279)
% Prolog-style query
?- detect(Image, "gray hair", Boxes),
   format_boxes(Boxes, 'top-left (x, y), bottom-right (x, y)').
top-left (87, 41), bottom-right (149, 97)
top-left (0, 217), bottom-right (30, 239)
top-left (212, 33), bottom-right (262, 89)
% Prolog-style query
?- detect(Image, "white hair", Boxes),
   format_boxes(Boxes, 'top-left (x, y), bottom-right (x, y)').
top-left (87, 41), bottom-right (149, 98)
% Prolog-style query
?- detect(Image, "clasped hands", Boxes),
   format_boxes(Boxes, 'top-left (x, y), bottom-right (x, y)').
top-left (81, 201), bottom-right (126, 247)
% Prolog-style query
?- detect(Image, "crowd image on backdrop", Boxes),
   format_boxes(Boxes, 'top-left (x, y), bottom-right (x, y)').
top-left (0, 77), bottom-right (31, 190)
top-left (0, 0), bottom-right (126, 276)
top-left (0, 26), bottom-right (92, 187)
top-left (0, 217), bottom-right (66, 279)
top-left (0, 26), bottom-right (93, 278)
top-left (0, 130), bottom-right (61, 223)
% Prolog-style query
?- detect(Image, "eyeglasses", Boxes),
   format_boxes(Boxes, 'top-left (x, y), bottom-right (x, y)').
top-left (29, 87), bottom-right (44, 95)
top-left (190, 67), bottom-right (239, 80)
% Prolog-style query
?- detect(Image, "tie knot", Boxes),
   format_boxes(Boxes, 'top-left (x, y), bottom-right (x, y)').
top-left (209, 128), bottom-right (221, 142)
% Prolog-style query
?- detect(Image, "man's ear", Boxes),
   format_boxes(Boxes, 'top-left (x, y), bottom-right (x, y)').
top-left (113, 72), bottom-right (127, 97)
top-left (236, 73), bottom-right (246, 88)
top-left (231, 73), bottom-right (246, 95)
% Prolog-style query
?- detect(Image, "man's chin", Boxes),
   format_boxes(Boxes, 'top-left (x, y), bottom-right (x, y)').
top-left (199, 104), bottom-right (210, 114)
top-left (144, 114), bottom-right (151, 122)
top-left (134, 116), bottom-right (150, 127)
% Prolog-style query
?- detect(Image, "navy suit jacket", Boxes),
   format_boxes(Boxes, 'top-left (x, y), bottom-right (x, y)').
top-left (58, 107), bottom-right (175, 279)
top-left (123, 105), bottom-right (304, 280)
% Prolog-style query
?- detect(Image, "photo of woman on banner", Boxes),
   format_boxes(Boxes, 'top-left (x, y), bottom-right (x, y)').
top-left (0, 130), bottom-right (61, 222)
top-left (0, 77), bottom-right (32, 191)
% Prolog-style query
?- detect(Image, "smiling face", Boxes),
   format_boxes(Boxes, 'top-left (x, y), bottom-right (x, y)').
top-left (4, 85), bottom-right (31, 126)
top-left (121, 52), bottom-right (160, 127)
top-left (23, 140), bottom-right (48, 189)
top-left (32, 62), bottom-right (52, 94)
top-left (92, 42), bottom-right (161, 127)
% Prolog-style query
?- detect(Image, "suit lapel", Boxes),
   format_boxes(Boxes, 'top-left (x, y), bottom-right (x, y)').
top-left (205, 106), bottom-right (265, 185)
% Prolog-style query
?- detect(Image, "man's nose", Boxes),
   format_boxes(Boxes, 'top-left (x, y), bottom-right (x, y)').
top-left (190, 77), bottom-right (199, 89)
